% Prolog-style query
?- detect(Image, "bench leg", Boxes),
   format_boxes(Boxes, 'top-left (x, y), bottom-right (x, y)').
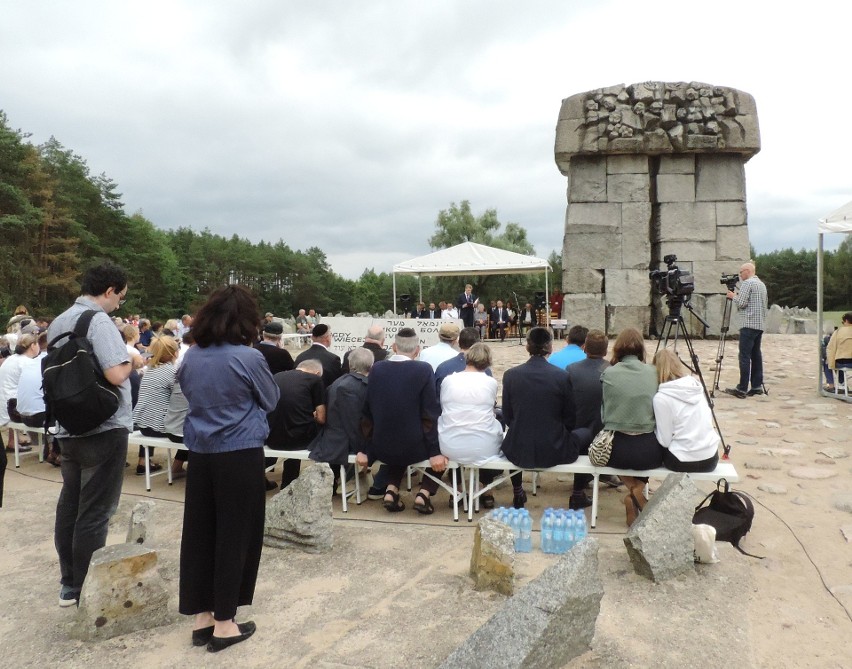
top-left (166, 449), bottom-right (174, 485)
top-left (355, 465), bottom-right (362, 504)
top-left (340, 465), bottom-right (348, 513)
top-left (531, 471), bottom-right (537, 495)
top-left (13, 430), bottom-right (21, 468)
top-left (590, 474), bottom-right (600, 528)
top-left (468, 468), bottom-right (477, 522)
top-left (452, 468), bottom-right (458, 522)
top-left (144, 447), bottom-right (152, 492)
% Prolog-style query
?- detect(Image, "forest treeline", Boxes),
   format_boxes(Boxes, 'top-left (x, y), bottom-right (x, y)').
top-left (1, 111), bottom-right (849, 322)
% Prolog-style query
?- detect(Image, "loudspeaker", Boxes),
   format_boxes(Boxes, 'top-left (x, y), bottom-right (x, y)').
top-left (534, 292), bottom-right (546, 310)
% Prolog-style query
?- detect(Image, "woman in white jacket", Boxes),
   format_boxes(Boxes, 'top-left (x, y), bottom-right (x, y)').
top-left (652, 350), bottom-right (720, 473)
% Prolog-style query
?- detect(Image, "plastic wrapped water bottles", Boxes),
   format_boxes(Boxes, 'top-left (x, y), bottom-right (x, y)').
top-left (538, 508), bottom-right (589, 554)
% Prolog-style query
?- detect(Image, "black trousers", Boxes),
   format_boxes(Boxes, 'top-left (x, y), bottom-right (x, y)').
top-left (179, 447), bottom-right (266, 621)
top-left (140, 426), bottom-right (188, 462)
top-left (663, 449), bottom-right (719, 473)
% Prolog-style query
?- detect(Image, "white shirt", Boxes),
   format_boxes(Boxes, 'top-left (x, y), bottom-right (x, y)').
top-left (653, 375), bottom-right (720, 462)
top-left (0, 353), bottom-right (30, 424)
top-left (418, 341), bottom-right (458, 371)
top-left (442, 307), bottom-right (459, 320)
top-left (438, 371), bottom-right (502, 465)
top-left (16, 353), bottom-right (46, 416)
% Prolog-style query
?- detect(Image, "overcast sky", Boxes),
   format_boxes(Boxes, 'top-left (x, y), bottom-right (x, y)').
top-left (2, 1), bottom-right (850, 279)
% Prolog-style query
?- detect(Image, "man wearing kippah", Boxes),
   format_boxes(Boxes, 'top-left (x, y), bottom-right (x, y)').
top-left (294, 324), bottom-right (342, 389)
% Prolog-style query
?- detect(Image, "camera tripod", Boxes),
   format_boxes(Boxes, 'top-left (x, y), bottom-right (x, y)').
top-left (710, 294), bottom-right (734, 397)
top-left (655, 296), bottom-right (731, 458)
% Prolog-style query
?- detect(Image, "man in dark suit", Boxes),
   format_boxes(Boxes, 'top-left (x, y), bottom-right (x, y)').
top-left (422, 302), bottom-right (440, 320)
top-left (294, 323), bottom-right (342, 389)
top-left (490, 300), bottom-right (510, 342)
top-left (518, 303), bottom-right (536, 336)
top-left (565, 329), bottom-right (611, 509)
top-left (257, 320), bottom-right (297, 489)
top-left (456, 284), bottom-right (478, 328)
top-left (342, 324), bottom-right (388, 373)
top-left (256, 321), bottom-right (295, 375)
top-left (501, 327), bottom-right (593, 509)
top-left (356, 327), bottom-right (446, 515)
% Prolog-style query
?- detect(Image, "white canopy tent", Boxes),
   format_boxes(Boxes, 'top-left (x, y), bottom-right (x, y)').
top-left (817, 200), bottom-right (852, 399)
top-left (392, 241), bottom-right (552, 321)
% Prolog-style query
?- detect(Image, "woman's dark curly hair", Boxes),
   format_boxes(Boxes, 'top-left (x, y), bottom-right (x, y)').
top-left (191, 285), bottom-right (261, 348)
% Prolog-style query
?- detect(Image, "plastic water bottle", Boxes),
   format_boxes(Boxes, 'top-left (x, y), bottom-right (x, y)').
top-left (541, 509), bottom-right (553, 553)
top-left (509, 510), bottom-right (521, 550)
top-left (519, 511), bottom-right (532, 553)
top-left (564, 511), bottom-right (575, 551)
top-left (553, 511), bottom-right (565, 554)
top-left (565, 510), bottom-right (576, 547)
top-left (575, 510), bottom-right (588, 544)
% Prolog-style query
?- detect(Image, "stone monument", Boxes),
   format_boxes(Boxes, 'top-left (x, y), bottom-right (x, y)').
top-left (554, 81), bottom-right (760, 336)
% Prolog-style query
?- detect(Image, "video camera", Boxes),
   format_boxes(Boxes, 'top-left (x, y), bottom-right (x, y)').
top-left (720, 273), bottom-right (739, 291)
top-left (649, 254), bottom-right (695, 300)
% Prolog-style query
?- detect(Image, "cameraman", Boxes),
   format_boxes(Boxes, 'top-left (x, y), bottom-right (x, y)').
top-left (725, 262), bottom-right (768, 398)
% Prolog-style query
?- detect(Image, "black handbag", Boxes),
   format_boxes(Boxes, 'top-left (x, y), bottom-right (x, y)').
top-left (693, 478), bottom-right (762, 558)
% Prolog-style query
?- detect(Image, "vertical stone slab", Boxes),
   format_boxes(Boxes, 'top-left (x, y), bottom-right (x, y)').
top-left (469, 517), bottom-right (515, 595)
top-left (623, 473), bottom-right (699, 582)
top-left (126, 500), bottom-right (155, 545)
top-left (69, 544), bottom-right (174, 640)
top-left (440, 538), bottom-right (603, 669)
top-left (264, 462), bottom-right (334, 553)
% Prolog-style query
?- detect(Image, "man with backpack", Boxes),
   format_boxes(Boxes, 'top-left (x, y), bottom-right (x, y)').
top-left (46, 263), bottom-right (133, 608)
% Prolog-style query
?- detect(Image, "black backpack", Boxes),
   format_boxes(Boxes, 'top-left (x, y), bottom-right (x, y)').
top-left (42, 309), bottom-right (121, 435)
top-left (693, 478), bottom-right (763, 559)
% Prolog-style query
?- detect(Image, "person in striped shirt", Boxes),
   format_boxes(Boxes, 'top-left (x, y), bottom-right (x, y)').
top-left (132, 334), bottom-right (179, 474)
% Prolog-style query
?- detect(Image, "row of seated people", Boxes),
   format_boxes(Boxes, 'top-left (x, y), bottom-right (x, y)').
top-left (269, 322), bottom-right (720, 526)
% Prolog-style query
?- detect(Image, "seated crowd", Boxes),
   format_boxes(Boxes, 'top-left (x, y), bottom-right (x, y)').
top-left (2, 298), bottom-right (724, 529)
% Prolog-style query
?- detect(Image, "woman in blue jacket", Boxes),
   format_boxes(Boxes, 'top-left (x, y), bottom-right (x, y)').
top-left (177, 285), bottom-right (279, 652)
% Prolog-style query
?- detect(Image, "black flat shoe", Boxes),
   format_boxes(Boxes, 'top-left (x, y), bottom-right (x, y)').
top-left (207, 621), bottom-right (256, 653)
top-left (512, 489), bottom-right (527, 509)
top-left (191, 625), bottom-right (214, 646)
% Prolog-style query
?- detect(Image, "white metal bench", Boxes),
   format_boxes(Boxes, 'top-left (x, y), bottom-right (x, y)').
top-left (6, 420), bottom-right (46, 468)
top-left (464, 455), bottom-right (739, 526)
top-left (129, 432), bottom-right (362, 511)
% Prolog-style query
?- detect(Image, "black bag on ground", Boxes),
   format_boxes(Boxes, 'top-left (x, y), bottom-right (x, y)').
top-left (693, 478), bottom-right (763, 558)
top-left (41, 310), bottom-right (120, 435)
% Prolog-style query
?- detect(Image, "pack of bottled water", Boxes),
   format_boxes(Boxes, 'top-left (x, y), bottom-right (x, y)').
top-left (540, 507), bottom-right (588, 554)
top-left (486, 507), bottom-right (533, 553)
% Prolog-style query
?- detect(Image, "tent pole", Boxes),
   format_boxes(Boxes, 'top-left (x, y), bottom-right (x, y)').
top-left (545, 267), bottom-right (551, 328)
top-left (393, 273), bottom-right (397, 316)
top-left (418, 275), bottom-right (422, 304)
top-left (817, 232), bottom-right (824, 395)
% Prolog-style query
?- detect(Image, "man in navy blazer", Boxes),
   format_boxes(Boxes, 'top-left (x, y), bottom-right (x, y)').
top-left (357, 328), bottom-right (447, 515)
top-left (456, 284), bottom-right (478, 328)
top-left (501, 327), bottom-right (593, 509)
